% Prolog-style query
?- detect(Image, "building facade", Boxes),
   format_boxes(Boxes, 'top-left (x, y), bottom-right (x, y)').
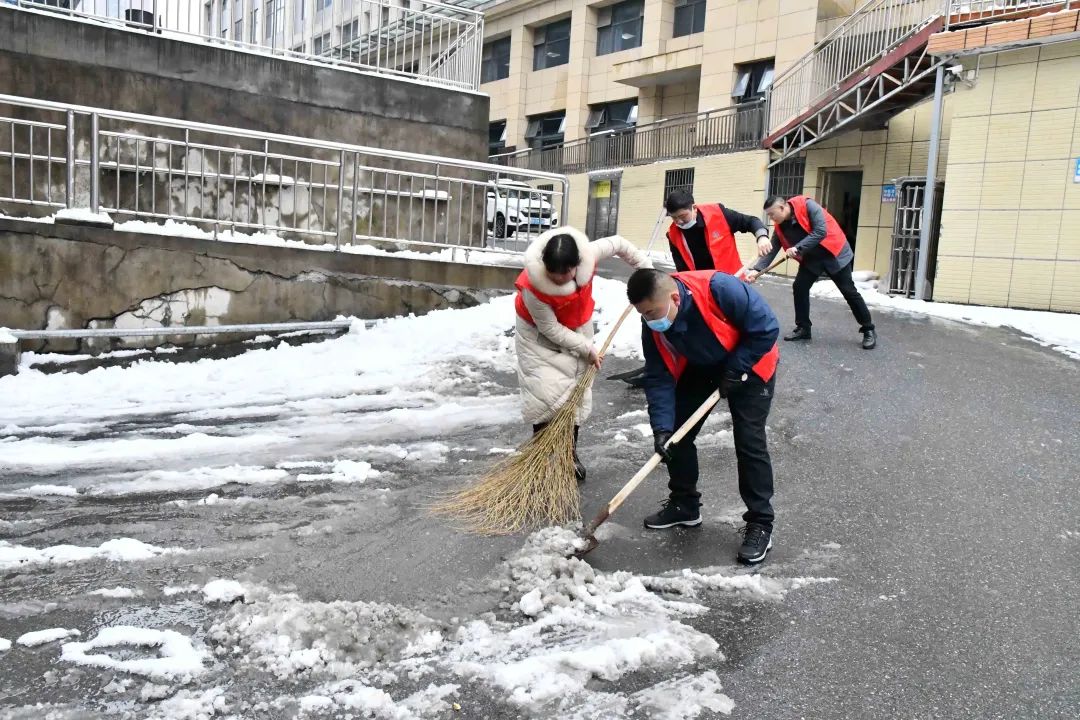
top-left (481, 0), bottom-right (1080, 313)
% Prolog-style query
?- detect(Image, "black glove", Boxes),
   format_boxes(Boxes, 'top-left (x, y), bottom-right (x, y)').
top-left (653, 431), bottom-right (674, 464)
top-left (718, 368), bottom-right (748, 398)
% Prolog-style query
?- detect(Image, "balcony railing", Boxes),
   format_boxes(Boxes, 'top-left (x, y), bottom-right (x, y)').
top-left (0, 93), bottom-right (568, 255)
top-left (4, 0), bottom-right (485, 91)
top-left (489, 103), bottom-right (765, 174)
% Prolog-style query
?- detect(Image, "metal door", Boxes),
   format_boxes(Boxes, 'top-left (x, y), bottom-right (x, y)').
top-left (585, 174), bottom-right (620, 239)
top-left (888, 177), bottom-right (943, 298)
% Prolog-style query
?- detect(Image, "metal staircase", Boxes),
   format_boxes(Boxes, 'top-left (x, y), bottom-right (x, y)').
top-left (763, 0), bottom-right (1069, 165)
top-left (764, 0), bottom-right (946, 165)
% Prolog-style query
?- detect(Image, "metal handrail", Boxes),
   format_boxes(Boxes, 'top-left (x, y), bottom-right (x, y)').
top-left (4, 0), bottom-right (484, 91)
top-left (8, 320), bottom-right (354, 340)
top-left (490, 102), bottom-right (765, 174)
top-left (766, 0), bottom-right (946, 135)
top-left (0, 93), bottom-right (570, 254)
top-left (944, 0), bottom-right (1070, 28)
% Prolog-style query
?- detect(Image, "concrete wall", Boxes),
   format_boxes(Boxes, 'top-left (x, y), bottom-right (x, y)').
top-left (0, 8), bottom-right (489, 160)
top-left (0, 218), bottom-right (519, 353)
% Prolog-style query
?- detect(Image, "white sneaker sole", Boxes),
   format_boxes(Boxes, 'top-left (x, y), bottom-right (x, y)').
top-left (643, 517), bottom-right (702, 529)
top-left (738, 538), bottom-right (774, 564)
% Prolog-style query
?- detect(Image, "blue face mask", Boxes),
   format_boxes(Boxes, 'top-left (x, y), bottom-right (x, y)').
top-left (645, 301), bottom-right (673, 332)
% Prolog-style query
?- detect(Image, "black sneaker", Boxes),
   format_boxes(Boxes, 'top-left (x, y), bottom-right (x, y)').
top-left (861, 328), bottom-right (877, 350)
top-left (783, 326), bottom-right (812, 342)
top-left (643, 499), bottom-right (701, 529)
top-left (737, 523), bottom-right (773, 564)
top-left (573, 452), bottom-right (586, 484)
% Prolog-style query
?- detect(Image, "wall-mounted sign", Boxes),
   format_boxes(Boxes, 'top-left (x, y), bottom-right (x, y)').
top-left (592, 180), bottom-right (611, 199)
top-left (1074, 158), bottom-right (1080, 184)
top-left (881, 184), bottom-right (897, 203)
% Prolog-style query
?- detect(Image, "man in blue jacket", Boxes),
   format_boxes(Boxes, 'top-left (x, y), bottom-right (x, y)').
top-left (627, 268), bottom-right (780, 564)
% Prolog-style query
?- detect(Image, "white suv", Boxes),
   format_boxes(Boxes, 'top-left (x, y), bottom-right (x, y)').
top-left (486, 180), bottom-right (558, 239)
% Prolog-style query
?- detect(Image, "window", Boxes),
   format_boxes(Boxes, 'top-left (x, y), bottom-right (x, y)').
top-left (397, 61), bottom-right (419, 73)
top-left (204, 2), bottom-right (212, 34)
top-left (732, 59), bottom-right (774, 104)
top-left (219, 0), bottom-right (228, 37)
top-left (248, 7), bottom-right (258, 43)
top-left (597, 0), bottom-right (643, 56)
top-left (481, 37), bottom-right (511, 83)
top-left (340, 19), bottom-right (359, 45)
top-left (525, 111), bottom-right (566, 149)
top-left (381, 6), bottom-right (390, 25)
top-left (234, 18), bottom-right (243, 40)
top-left (533, 18), bottom-right (571, 71)
top-left (265, 0), bottom-right (283, 40)
top-left (312, 31), bottom-right (331, 55)
top-left (664, 168), bottom-right (695, 199)
top-left (293, 0), bottom-right (305, 31)
top-left (673, 0), bottom-right (706, 38)
top-left (489, 120), bottom-right (508, 156)
top-left (585, 99), bottom-right (638, 134)
top-left (316, 0), bottom-right (332, 11)
top-left (767, 156), bottom-right (805, 199)
top-left (292, 43), bottom-right (306, 54)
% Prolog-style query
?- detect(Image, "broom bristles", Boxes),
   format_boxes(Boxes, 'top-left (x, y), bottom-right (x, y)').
top-left (430, 367), bottom-right (598, 535)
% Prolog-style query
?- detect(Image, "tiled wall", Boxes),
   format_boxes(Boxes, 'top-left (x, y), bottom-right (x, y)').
top-left (935, 42), bottom-right (1080, 311)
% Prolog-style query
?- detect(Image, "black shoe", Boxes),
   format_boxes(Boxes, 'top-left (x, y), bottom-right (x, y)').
top-left (861, 328), bottom-right (877, 350)
top-left (573, 452), bottom-right (586, 484)
top-left (783, 326), bottom-right (812, 342)
top-left (643, 499), bottom-right (701, 529)
top-left (737, 523), bottom-right (773, 564)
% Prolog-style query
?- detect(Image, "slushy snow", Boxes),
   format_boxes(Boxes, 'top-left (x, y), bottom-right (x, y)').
top-left (0, 538), bottom-right (187, 571)
top-left (61, 626), bottom-right (209, 681)
top-left (16, 628), bottom-right (81, 647)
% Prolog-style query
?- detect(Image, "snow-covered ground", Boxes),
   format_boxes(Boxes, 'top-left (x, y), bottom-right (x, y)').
top-left (4, 270), bottom-right (1074, 718)
top-left (2, 277), bottom-right (839, 718)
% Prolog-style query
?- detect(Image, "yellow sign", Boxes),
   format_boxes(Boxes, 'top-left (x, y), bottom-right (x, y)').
top-left (593, 180), bottom-right (611, 199)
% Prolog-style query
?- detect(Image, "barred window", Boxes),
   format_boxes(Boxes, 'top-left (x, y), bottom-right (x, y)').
top-left (664, 168), bottom-right (695, 199)
top-left (767, 157), bottom-right (805, 199)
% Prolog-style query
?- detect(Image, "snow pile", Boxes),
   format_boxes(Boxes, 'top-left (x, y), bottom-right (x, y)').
top-left (0, 538), bottom-right (187, 572)
top-left (145, 687), bottom-right (230, 720)
top-left (89, 587), bottom-right (143, 599)
top-left (54, 208), bottom-right (113, 225)
top-left (0, 326), bottom-right (17, 344)
top-left (91, 465), bottom-right (290, 496)
top-left (2, 484), bottom-right (79, 498)
top-left (631, 671), bottom-right (734, 718)
top-left (0, 637), bottom-right (10, 652)
top-left (812, 275), bottom-right (1080, 360)
top-left (298, 682), bottom-right (459, 718)
top-left (202, 579), bottom-right (246, 604)
top-left (61, 626), bottom-right (209, 681)
top-left (202, 527), bottom-right (829, 717)
top-left (297, 459), bottom-right (381, 484)
top-left (16, 628), bottom-right (81, 647)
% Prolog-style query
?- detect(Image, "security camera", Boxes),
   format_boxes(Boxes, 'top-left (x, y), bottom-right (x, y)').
top-left (947, 64), bottom-right (964, 77)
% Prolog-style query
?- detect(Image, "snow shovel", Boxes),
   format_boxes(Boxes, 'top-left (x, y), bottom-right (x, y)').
top-left (575, 388), bottom-right (723, 556)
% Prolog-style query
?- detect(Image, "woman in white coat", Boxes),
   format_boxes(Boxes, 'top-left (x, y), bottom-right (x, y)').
top-left (514, 226), bottom-right (653, 482)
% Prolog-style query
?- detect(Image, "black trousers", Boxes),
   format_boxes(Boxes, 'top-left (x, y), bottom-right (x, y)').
top-left (666, 366), bottom-right (776, 531)
top-left (792, 261), bottom-right (874, 331)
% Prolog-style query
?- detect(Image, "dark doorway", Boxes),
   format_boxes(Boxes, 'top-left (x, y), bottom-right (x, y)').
top-left (822, 170), bottom-right (862, 253)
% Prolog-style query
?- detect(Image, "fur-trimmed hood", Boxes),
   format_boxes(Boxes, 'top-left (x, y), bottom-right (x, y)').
top-left (523, 226), bottom-right (595, 297)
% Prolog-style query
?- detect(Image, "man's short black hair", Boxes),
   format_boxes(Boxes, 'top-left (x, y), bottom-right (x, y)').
top-left (763, 195), bottom-right (786, 210)
top-left (627, 268), bottom-right (669, 304)
top-left (664, 190), bottom-right (695, 214)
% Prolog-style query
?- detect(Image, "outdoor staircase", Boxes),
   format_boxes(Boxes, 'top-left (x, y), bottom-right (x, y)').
top-left (763, 0), bottom-right (1072, 165)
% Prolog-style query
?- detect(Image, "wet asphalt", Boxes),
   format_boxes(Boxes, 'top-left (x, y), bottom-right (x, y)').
top-left (1, 274), bottom-right (1078, 718)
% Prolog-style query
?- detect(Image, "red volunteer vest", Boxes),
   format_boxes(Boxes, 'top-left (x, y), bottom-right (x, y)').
top-left (773, 195), bottom-right (847, 258)
top-left (666, 204), bottom-right (743, 274)
top-left (514, 269), bottom-right (596, 330)
top-left (652, 271), bottom-right (779, 383)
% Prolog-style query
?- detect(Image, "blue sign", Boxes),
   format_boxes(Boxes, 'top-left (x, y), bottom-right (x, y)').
top-left (881, 184), bottom-right (897, 203)
top-left (1074, 158), bottom-right (1080, 184)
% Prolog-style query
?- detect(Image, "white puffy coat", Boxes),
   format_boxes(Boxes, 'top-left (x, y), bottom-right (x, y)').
top-left (515, 226), bottom-right (653, 425)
